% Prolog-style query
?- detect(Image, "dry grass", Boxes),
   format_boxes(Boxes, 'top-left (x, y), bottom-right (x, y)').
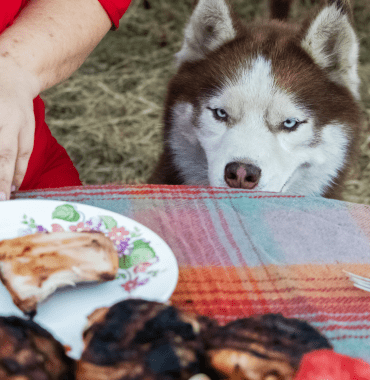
top-left (42, 0), bottom-right (370, 204)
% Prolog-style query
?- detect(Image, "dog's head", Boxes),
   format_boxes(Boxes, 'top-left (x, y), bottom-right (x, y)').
top-left (165, 0), bottom-right (362, 197)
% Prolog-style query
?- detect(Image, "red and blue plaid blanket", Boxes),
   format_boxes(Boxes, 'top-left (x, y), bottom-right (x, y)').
top-left (16, 185), bottom-right (370, 362)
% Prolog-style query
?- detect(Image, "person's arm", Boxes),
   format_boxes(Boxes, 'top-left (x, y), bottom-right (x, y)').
top-left (0, 0), bottom-right (112, 199)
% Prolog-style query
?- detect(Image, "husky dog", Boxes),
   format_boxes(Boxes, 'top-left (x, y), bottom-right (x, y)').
top-left (150, 0), bottom-right (362, 199)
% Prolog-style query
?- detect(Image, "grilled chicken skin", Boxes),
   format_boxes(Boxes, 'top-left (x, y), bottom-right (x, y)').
top-left (0, 231), bottom-right (118, 314)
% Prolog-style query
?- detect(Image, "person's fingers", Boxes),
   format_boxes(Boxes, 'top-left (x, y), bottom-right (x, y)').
top-left (188, 375), bottom-right (212, 380)
top-left (0, 136), bottom-right (18, 199)
top-left (12, 113), bottom-right (35, 189)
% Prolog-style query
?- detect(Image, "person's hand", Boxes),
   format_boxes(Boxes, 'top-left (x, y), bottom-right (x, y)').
top-left (0, 0), bottom-right (113, 200)
top-left (0, 61), bottom-right (38, 200)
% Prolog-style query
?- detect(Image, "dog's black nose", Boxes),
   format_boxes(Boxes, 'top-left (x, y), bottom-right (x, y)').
top-left (224, 162), bottom-right (261, 189)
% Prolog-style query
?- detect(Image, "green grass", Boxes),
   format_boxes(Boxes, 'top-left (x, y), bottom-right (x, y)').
top-left (42, 0), bottom-right (370, 204)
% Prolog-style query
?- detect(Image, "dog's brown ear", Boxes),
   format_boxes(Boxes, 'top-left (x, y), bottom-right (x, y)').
top-left (300, 0), bottom-right (360, 99)
top-left (175, 0), bottom-right (237, 67)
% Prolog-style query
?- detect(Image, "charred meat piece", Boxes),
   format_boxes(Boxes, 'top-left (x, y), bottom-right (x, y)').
top-left (0, 316), bottom-right (75, 380)
top-left (203, 313), bottom-right (332, 380)
top-left (77, 301), bottom-right (332, 380)
top-left (0, 231), bottom-right (119, 314)
top-left (77, 299), bottom-right (216, 380)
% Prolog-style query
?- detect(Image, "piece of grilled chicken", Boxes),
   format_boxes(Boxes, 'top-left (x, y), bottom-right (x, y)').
top-left (0, 316), bottom-right (75, 380)
top-left (0, 231), bottom-right (119, 315)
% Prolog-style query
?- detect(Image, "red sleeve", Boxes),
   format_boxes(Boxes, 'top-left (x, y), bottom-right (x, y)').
top-left (97, 0), bottom-right (132, 29)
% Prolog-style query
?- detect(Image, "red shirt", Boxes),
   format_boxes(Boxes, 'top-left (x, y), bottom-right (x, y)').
top-left (0, 0), bottom-right (131, 190)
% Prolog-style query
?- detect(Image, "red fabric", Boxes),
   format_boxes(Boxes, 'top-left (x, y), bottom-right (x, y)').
top-left (19, 98), bottom-right (82, 191)
top-left (0, 1), bottom-right (28, 31)
top-left (295, 350), bottom-right (370, 380)
top-left (98, 0), bottom-right (132, 29)
top-left (1, 0), bottom-right (131, 191)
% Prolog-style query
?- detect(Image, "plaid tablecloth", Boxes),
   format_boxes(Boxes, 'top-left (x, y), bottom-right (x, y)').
top-left (15, 185), bottom-right (370, 362)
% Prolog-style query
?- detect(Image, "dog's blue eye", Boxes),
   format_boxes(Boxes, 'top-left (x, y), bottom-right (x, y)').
top-left (283, 118), bottom-right (299, 129)
top-left (213, 108), bottom-right (228, 121)
top-left (216, 108), bottom-right (227, 118)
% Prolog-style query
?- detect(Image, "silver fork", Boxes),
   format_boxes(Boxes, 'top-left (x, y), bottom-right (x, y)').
top-left (344, 271), bottom-right (370, 292)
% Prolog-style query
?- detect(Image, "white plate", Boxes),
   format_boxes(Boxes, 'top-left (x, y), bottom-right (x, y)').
top-left (0, 199), bottom-right (178, 358)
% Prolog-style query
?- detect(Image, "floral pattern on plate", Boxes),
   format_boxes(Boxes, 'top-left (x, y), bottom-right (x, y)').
top-left (19, 203), bottom-right (162, 294)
